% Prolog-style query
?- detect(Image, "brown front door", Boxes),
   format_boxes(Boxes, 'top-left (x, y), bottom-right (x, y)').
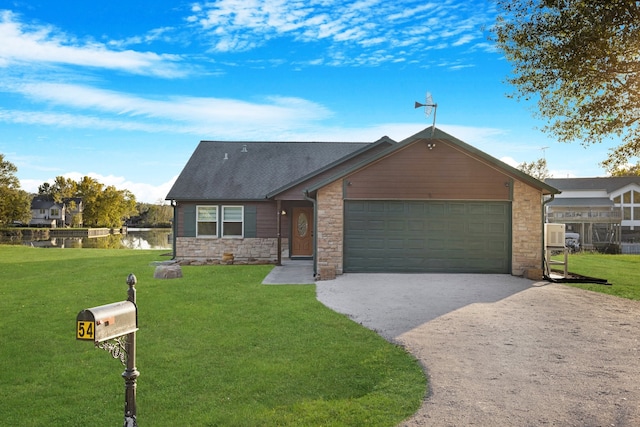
top-left (291, 207), bottom-right (314, 257)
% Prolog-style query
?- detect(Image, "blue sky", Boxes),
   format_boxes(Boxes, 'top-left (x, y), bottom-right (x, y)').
top-left (0, 0), bottom-right (620, 203)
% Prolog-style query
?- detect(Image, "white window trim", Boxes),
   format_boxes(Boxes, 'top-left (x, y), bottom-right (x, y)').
top-left (196, 205), bottom-right (219, 238)
top-left (222, 205), bottom-right (244, 238)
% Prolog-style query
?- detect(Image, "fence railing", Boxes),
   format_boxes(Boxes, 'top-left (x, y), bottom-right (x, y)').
top-left (547, 210), bottom-right (621, 221)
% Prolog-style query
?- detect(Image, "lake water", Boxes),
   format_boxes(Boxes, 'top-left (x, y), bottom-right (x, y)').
top-left (2, 228), bottom-right (173, 250)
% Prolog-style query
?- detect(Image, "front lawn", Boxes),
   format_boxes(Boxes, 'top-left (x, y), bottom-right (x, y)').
top-left (554, 253), bottom-right (640, 300)
top-left (0, 246), bottom-right (425, 426)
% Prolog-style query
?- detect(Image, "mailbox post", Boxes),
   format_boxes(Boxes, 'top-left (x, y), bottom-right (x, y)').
top-left (123, 273), bottom-right (139, 427)
top-left (76, 274), bottom-right (140, 427)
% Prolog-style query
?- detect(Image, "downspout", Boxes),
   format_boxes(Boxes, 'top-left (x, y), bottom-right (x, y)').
top-left (171, 200), bottom-right (177, 260)
top-left (303, 190), bottom-right (318, 278)
top-left (276, 199), bottom-right (282, 266)
top-left (542, 194), bottom-right (555, 274)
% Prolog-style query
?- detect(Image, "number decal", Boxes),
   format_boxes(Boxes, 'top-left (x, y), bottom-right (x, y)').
top-left (77, 321), bottom-right (95, 340)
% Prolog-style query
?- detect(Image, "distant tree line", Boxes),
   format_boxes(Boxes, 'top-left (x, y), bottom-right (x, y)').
top-left (131, 203), bottom-right (173, 228)
top-left (38, 176), bottom-right (137, 228)
top-left (0, 153), bottom-right (172, 228)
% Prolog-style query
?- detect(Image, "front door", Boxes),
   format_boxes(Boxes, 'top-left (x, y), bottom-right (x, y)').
top-left (291, 207), bottom-right (314, 257)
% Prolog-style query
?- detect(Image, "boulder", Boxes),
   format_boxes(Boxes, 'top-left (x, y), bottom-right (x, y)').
top-left (154, 264), bottom-right (183, 279)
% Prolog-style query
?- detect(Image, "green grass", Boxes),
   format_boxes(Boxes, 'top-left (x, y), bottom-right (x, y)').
top-left (0, 246), bottom-right (425, 426)
top-left (553, 252), bottom-right (640, 300)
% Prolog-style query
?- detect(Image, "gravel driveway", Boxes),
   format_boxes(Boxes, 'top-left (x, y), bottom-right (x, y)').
top-left (316, 274), bottom-right (640, 426)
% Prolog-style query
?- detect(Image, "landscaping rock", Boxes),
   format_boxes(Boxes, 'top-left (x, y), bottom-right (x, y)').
top-left (154, 264), bottom-right (183, 279)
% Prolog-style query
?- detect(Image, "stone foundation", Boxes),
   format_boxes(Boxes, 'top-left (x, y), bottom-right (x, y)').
top-left (175, 237), bottom-right (287, 265)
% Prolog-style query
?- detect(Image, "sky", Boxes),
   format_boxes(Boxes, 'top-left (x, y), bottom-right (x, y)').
top-left (0, 0), bottom-right (622, 203)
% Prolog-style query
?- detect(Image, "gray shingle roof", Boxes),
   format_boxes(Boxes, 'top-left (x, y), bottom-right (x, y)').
top-left (166, 141), bottom-right (372, 200)
top-left (30, 199), bottom-right (62, 209)
top-left (546, 177), bottom-right (640, 192)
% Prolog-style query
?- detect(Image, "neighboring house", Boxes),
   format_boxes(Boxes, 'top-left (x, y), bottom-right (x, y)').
top-left (29, 197), bottom-right (84, 228)
top-left (62, 197), bottom-right (84, 227)
top-left (30, 199), bottom-right (65, 228)
top-left (545, 177), bottom-right (640, 252)
top-left (166, 127), bottom-right (559, 278)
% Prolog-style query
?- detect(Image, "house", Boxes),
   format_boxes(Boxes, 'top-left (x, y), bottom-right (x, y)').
top-left (30, 199), bottom-right (65, 228)
top-left (29, 197), bottom-right (84, 228)
top-left (545, 177), bottom-right (640, 252)
top-left (166, 127), bottom-right (559, 278)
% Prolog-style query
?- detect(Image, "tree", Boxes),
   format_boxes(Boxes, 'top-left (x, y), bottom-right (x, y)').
top-left (37, 182), bottom-right (53, 199)
top-left (50, 176), bottom-right (78, 202)
top-left (610, 163), bottom-right (640, 177)
top-left (94, 186), bottom-right (137, 228)
top-left (135, 202), bottom-right (173, 227)
top-left (0, 154), bottom-right (31, 226)
top-left (48, 176), bottom-right (138, 228)
top-left (491, 0), bottom-right (640, 173)
top-left (518, 158), bottom-right (551, 181)
top-left (0, 153), bottom-right (19, 188)
top-left (76, 176), bottom-right (104, 227)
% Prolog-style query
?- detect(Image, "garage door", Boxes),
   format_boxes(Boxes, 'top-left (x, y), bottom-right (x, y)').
top-left (344, 200), bottom-right (511, 273)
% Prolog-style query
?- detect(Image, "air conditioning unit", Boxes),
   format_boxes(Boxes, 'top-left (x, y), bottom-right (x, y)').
top-left (545, 223), bottom-right (565, 248)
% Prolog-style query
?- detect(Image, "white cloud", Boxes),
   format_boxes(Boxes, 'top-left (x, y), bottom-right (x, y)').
top-left (0, 80), bottom-right (333, 137)
top-left (500, 156), bottom-right (520, 168)
top-left (187, 0), bottom-right (497, 66)
top-left (0, 10), bottom-right (186, 78)
top-left (452, 34), bottom-right (476, 47)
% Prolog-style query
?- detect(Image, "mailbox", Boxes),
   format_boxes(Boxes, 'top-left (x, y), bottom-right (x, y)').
top-left (76, 300), bottom-right (138, 343)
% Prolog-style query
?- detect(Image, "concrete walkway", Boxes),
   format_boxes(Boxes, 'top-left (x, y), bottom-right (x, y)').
top-left (261, 260), bottom-right (315, 285)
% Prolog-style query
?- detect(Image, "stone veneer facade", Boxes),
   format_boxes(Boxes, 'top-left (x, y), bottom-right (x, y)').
top-left (175, 237), bottom-right (288, 264)
top-left (314, 178), bottom-right (545, 279)
top-left (315, 180), bottom-right (345, 278)
top-left (511, 180), bottom-right (544, 276)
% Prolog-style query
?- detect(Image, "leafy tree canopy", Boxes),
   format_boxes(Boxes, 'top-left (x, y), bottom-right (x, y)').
top-left (0, 154), bottom-right (31, 226)
top-left (492, 0), bottom-right (640, 174)
top-left (518, 157), bottom-right (551, 181)
top-left (0, 153), bottom-right (19, 189)
top-left (610, 163), bottom-right (640, 176)
top-left (38, 175), bottom-right (137, 228)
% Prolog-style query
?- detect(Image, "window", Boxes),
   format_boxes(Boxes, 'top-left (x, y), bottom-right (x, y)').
top-left (222, 206), bottom-right (243, 237)
top-left (614, 190), bottom-right (640, 221)
top-left (197, 206), bottom-right (218, 237)
top-left (51, 209), bottom-right (59, 217)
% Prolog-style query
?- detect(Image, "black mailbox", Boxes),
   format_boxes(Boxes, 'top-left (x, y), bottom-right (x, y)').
top-left (76, 301), bottom-right (138, 343)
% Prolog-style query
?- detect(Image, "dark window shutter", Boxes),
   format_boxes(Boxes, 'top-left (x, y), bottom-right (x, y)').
top-left (183, 204), bottom-right (196, 237)
top-left (244, 205), bottom-right (257, 238)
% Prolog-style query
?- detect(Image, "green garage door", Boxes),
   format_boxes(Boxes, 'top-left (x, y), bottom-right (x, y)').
top-left (344, 200), bottom-right (511, 273)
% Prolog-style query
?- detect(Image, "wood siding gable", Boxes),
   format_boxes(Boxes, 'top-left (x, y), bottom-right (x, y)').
top-left (344, 138), bottom-right (513, 201)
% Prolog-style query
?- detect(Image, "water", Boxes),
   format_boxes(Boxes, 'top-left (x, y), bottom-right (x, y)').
top-left (2, 228), bottom-right (173, 250)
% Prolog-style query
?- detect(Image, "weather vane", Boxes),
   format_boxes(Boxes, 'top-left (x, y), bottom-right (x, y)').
top-left (414, 92), bottom-right (438, 138)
